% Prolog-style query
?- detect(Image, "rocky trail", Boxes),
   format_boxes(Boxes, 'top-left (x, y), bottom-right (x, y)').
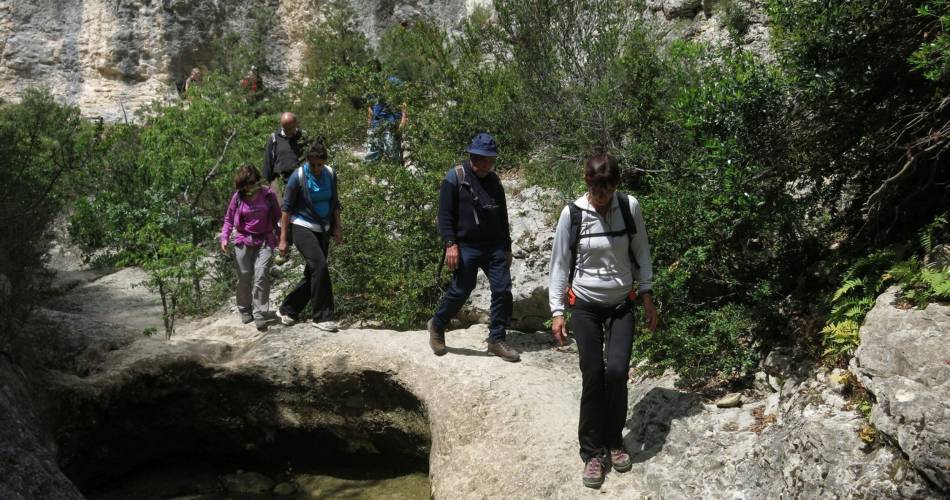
top-left (2, 233), bottom-right (948, 499)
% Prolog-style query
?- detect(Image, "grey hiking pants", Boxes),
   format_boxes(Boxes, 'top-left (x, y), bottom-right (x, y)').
top-left (235, 243), bottom-right (274, 319)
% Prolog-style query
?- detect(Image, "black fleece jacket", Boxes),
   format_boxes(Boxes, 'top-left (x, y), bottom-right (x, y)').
top-left (263, 128), bottom-right (306, 182)
top-left (438, 161), bottom-right (512, 251)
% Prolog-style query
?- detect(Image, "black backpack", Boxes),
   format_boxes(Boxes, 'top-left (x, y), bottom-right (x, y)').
top-left (567, 192), bottom-right (640, 286)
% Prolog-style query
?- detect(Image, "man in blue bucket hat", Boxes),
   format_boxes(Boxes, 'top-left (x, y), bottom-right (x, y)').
top-left (428, 133), bottom-right (520, 362)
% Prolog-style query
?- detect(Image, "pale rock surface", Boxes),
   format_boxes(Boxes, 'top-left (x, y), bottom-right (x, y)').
top-left (661, 0), bottom-right (703, 19)
top-left (851, 286), bottom-right (950, 491)
top-left (640, 0), bottom-right (772, 59)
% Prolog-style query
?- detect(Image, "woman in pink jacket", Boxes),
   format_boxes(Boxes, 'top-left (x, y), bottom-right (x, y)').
top-left (220, 164), bottom-right (281, 331)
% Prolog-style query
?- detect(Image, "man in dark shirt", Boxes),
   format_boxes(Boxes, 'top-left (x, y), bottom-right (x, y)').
top-left (263, 112), bottom-right (306, 184)
top-left (428, 133), bottom-right (520, 362)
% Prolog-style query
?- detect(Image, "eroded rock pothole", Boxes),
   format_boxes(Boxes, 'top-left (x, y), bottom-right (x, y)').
top-left (50, 363), bottom-right (430, 499)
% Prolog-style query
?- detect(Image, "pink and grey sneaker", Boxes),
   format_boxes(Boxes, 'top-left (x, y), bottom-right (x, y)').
top-left (582, 457), bottom-right (606, 489)
top-left (610, 448), bottom-right (632, 473)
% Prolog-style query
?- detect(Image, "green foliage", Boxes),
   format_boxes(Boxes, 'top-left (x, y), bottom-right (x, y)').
top-left (718, 0), bottom-right (752, 43)
top-left (888, 213), bottom-right (950, 307)
top-left (70, 76), bottom-right (273, 337)
top-left (822, 213), bottom-right (949, 362)
top-left (910, 1), bottom-right (950, 82)
top-left (377, 20), bottom-right (452, 85)
top-left (330, 160), bottom-right (443, 328)
top-left (821, 250), bottom-right (897, 362)
top-left (294, 0), bottom-right (374, 147)
top-left (0, 89), bottom-right (102, 349)
top-left (820, 320), bottom-right (861, 362)
top-left (767, 0), bottom-right (949, 243)
top-left (919, 213), bottom-right (948, 253)
top-left (210, 0), bottom-right (275, 79)
top-left (634, 303), bottom-right (759, 384)
top-left (303, 0), bottom-right (372, 71)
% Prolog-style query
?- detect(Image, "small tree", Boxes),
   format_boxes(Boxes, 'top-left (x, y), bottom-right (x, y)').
top-left (71, 76), bottom-right (272, 337)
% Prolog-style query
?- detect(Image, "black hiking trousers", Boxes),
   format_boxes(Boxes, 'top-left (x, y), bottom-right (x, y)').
top-left (279, 225), bottom-right (333, 322)
top-left (572, 296), bottom-right (636, 462)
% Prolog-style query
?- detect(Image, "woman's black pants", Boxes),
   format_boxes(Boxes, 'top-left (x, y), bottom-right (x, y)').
top-left (571, 297), bottom-right (636, 462)
top-left (279, 225), bottom-right (334, 322)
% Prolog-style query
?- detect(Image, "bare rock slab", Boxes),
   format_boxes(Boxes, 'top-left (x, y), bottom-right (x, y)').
top-left (851, 286), bottom-right (950, 491)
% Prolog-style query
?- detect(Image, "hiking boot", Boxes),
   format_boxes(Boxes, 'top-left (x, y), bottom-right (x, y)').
top-left (427, 318), bottom-right (446, 356)
top-left (582, 457), bottom-right (606, 489)
top-left (486, 340), bottom-right (520, 362)
top-left (240, 312), bottom-right (254, 324)
top-left (313, 320), bottom-right (339, 332)
top-left (254, 318), bottom-right (269, 332)
top-left (275, 309), bottom-right (295, 326)
top-left (610, 448), bottom-right (632, 473)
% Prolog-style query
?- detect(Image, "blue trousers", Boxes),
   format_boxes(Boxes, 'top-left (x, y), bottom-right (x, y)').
top-left (432, 245), bottom-right (512, 342)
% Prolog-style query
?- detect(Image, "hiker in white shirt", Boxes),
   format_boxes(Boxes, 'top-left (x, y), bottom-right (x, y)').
top-left (547, 154), bottom-right (658, 489)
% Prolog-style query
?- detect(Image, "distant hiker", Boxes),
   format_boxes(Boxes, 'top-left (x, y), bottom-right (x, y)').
top-left (183, 67), bottom-right (202, 94)
top-left (220, 164), bottom-right (281, 331)
top-left (364, 76), bottom-right (407, 163)
top-left (548, 154), bottom-right (658, 489)
top-left (275, 140), bottom-right (342, 332)
top-left (263, 112), bottom-right (307, 186)
top-left (427, 133), bottom-right (520, 362)
top-left (241, 66), bottom-right (263, 100)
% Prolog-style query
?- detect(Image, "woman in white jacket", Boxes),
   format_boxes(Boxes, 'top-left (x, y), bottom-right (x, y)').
top-left (548, 154), bottom-right (658, 489)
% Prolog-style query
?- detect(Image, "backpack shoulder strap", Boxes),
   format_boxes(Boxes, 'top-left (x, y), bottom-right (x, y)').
top-left (270, 132), bottom-right (278, 164)
top-left (296, 166), bottom-right (312, 206)
top-left (454, 163), bottom-right (466, 192)
top-left (567, 203), bottom-right (583, 284)
top-left (616, 192), bottom-right (640, 270)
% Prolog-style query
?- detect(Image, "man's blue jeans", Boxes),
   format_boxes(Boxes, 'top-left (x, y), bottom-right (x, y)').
top-left (432, 245), bottom-right (512, 342)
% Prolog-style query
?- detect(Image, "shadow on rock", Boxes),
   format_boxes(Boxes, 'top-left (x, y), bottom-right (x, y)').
top-left (623, 387), bottom-right (703, 463)
top-left (506, 330), bottom-right (561, 354)
top-left (445, 346), bottom-right (491, 357)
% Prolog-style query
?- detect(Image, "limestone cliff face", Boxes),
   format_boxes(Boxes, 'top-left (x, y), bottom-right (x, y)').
top-left (0, 0), bottom-right (761, 121)
top-left (0, 0), bottom-right (488, 121)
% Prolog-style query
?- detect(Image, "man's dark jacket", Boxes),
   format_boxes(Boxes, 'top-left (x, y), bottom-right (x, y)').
top-left (438, 161), bottom-right (512, 251)
top-left (263, 129), bottom-right (306, 182)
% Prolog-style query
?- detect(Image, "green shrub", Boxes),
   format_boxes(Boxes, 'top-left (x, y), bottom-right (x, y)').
top-left (888, 214), bottom-right (950, 307)
top-left (70, 76), bottom-right (273, 336)
top-left (330, 160), bottom-right (443, 328)
top-left (635, 304), bottom-right (758, 384)
top-left (909, 0), bottom-right (950, 83)
top-left (821, 249), bottom-right (898, 363)
top-left (767, 0), bottom-right (950, 244)
top-left (0, 89), bottom-right (102, 350)
top-left (719, 0), bottom-right (752, 43)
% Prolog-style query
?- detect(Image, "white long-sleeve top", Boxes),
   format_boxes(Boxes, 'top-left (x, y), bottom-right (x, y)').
top-left (548, 193), bottom-right (653, 316)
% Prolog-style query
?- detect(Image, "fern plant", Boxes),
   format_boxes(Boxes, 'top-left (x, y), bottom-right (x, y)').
top-left (919, 213), bottom-right (947, 255)
top-left (823, 214), bottom-right (949, 362)
top-left (822, 249), bottom-right (897, 363)
top-left (888, 256), bottom-right (950, 307)
top-left (887, 213), bottom-right (950, 308)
